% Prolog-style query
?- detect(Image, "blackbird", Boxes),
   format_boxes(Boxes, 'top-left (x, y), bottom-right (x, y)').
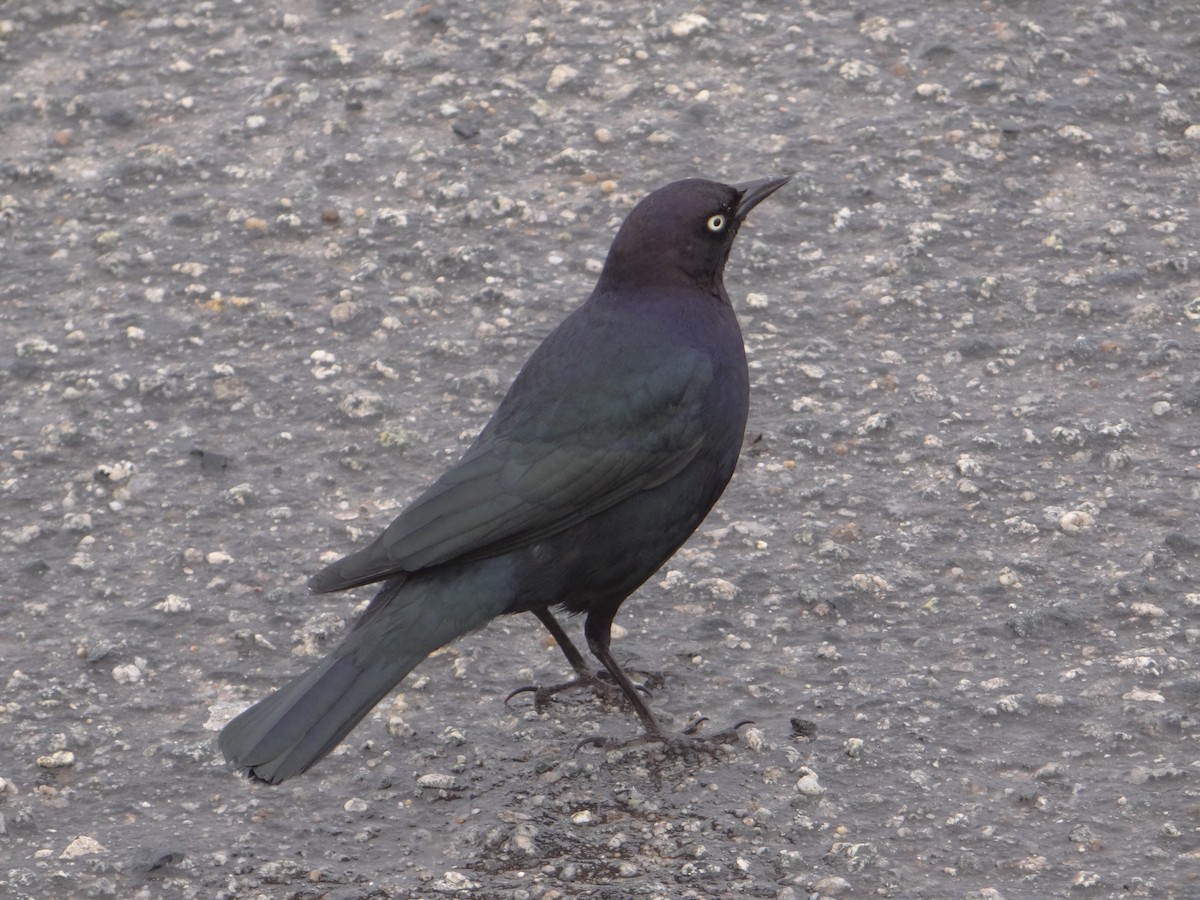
top-left (219, 175), bottom-right (788, 783)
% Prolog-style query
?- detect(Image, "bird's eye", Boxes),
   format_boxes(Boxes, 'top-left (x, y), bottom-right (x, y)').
top-left (706, 214), bottom-right (726, 233)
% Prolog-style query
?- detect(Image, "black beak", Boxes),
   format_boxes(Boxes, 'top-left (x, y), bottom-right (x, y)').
top-left (733, 176), bottom-right (791, 222)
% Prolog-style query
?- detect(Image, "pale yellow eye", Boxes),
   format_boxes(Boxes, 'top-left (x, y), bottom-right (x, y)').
top-left (706, 214), bottom-right (726, 232)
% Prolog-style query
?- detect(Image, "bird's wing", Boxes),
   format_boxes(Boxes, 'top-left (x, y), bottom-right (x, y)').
top-left (309, 346), bottom-right (713, 592)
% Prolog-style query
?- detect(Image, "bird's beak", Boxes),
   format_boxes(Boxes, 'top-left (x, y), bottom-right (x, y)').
top-left (733, 176), bottom-right (791, 222)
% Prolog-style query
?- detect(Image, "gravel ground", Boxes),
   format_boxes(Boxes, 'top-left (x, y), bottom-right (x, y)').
top-left (2, 2), bottom-right (1199, 898)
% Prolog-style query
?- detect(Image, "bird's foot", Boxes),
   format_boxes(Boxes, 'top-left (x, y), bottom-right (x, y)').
top-left (506, 668), bottom-right (666, 714)
top-left (575, 717), bottom-right (753, 754)
top-left (505, 673), bottom-right (620, 713)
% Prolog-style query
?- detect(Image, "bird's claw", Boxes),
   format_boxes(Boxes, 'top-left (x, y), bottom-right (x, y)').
top-left (505, 680), bottom-right (582, 713)
top-left (504, 684), bottom-right (539, 705)
top-left (574, 734), bottom-right (611, 753)
top-left (624, 667), bottom-right (670, 692)
top-left (505, 670), bottom-right (657, 713)
top-left (693, 718), bottom-right (756, 744)
top-left (574, 719), bottom-right (754, 755)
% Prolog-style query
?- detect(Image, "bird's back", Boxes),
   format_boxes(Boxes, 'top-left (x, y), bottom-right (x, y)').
top-left (497, 283), bottom-right (750, 616)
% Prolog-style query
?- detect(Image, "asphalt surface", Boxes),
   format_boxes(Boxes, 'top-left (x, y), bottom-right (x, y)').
top-left (1, 2), bottom-right (1198, 898)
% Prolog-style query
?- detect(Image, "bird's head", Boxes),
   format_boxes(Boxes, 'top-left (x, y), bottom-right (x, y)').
top-left (597, 176), bottom-right (789, 296)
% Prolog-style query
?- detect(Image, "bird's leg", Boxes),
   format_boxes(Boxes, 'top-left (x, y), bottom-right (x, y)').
top-left (532, 607), bottom-right (591, 677)
top-left (583, 609), bottom-right (664, 735)
top-left (505, 608), bottom-right (652, 711)
top-left (575, 610), bottom-right (752, 754)
top-left (540, 606), bottom-right (669, 687)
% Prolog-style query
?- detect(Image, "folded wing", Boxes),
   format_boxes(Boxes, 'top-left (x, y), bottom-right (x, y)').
top-left (310, 343), bottom-right (713, 592)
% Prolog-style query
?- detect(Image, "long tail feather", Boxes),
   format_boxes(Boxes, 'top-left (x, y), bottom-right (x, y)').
top-left (219, 567), bottom-right (509, 784)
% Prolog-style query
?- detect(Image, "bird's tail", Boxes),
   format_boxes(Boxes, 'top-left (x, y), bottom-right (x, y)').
top-left (218, 567), bottom-right (510, 784)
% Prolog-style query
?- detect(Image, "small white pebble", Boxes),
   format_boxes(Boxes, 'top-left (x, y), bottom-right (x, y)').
top-left (1058, 510), bottom-right (1095, 533)
top-left (743, 727), bottom-right (765, 751)
top-left (696, 578), bottom-right (739, 601)
top-left (59, 835), bottom-right (106, 859)
top-left (154, 594), bottom-right (192, 613)
top-left (112, 664), bottom-right (142, 684)
top-left (794, 767), bottom-right (825, 796)
top-left (387, 716), bottom-right (414, 738)
top-left (956, 454), bottom-right (983, 477)
top-left (669, 12), bottom-right (710, 37)
top-left (95, 460), bottom-right (136, 482)
top-left (37, 750), bottom-right (76, 768)
top-left (997, 568), bottom-right (1021, 588)
top-left (1123, 687), bottom-right (1165, 703)
top-left (811, 876), bottom-right (853, 897)
top-left (816, 643), bottom-right (841, 660)
top-left (546, 64), bottom-right (578, 92)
